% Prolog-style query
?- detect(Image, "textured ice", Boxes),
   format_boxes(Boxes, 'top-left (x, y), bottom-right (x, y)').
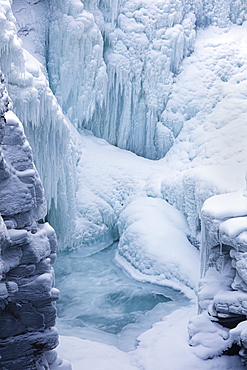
top-left (84, 0), bottom-right (197, 159)
top-left (1, 1), bottom-right (247, 368)
top-left (48, 0), bottom-right (107, 128)
top-left (44, 0), bottom-right (247, 160)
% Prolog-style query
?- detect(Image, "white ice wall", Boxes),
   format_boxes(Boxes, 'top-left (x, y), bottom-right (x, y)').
top-left (47, 0), bottom-right (247, 159)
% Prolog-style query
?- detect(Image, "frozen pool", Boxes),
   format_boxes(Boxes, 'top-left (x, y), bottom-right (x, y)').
top-left (55, 243), bottom-right (189, 351)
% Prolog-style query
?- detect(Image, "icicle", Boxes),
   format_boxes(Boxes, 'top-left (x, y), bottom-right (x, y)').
top-left (200, 218), bottom-right (209, 278)
top-left (243, 172), bottom-right (247, 197)
top-left (217, 228), bottom-right (224, 273)
top-left (219, 232), bottom-right (223, 256)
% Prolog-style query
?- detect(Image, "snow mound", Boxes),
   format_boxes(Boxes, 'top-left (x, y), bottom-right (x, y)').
top-left (118, 196), bottom-right (200, 290)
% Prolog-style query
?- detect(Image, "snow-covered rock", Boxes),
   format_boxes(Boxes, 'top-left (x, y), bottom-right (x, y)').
top-left (189, 191), bottom-right (247, 364)
top-left (0, 72), bottom-right (71, 369)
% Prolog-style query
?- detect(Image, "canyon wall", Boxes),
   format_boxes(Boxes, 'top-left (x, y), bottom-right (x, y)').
top-left (0, 73), bottom-right (70, 369)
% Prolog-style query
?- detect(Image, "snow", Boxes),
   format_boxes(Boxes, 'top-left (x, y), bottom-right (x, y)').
top-left (220, 217), bottom-right (247, 240)
top-left (58, 305), bottom-right (245, 370)
top-left (118, 196), bottom-right (199, 290)
top-left (202, 193), bottom-right (247, 221)
top-left (57, 335), bottom-right (139, 370)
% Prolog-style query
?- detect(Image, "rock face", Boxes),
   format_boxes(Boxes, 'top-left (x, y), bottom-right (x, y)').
top-left (0, 72), bottom-right (70, 369)
top-left (189, 192), bottom-right (247, 364)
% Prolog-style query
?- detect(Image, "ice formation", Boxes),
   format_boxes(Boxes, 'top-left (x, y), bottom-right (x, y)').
top-left (0, 0), bottom-right (245, 251)
top-left (48, 0), bottom-right (197, 159)
top-left (189, 192), bottom-right (247, 364)
top-left (0, 73), bottom-right (71, 369)
top-left (48, 1), bottom-right (107, 130)
top-left (0, 0), bottom-right (78, 249)
top-left (47, 0), bottom-right (247, 159)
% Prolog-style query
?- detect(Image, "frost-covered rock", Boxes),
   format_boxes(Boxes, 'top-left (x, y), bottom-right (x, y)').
top-left (0, 73), bottom-right (71, 369)
top-left (189, 191), bottom-right (247, 364)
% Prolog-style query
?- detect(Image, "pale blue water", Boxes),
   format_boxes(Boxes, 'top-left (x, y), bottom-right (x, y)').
top-left (55, 243), bottom-right (188, 351)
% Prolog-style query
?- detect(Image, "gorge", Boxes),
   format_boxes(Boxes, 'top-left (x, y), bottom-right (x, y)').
top-left (0, 0), bottom-right (247, 369)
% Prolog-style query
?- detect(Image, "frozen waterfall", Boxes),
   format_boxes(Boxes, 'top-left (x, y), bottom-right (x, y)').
top-left (1, 0), bottom-right (246, 250)
top-left (47, 0), bottom-right (246, 159)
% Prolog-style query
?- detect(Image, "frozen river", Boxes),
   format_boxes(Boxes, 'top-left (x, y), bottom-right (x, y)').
top-left (55, 243), bottom-right (189, 351)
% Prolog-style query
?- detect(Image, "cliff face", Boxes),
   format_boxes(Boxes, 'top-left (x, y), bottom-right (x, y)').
top-left (188, 192), bottom-right (247, 365)
top-left (0, 73), bottom-right (70, 369)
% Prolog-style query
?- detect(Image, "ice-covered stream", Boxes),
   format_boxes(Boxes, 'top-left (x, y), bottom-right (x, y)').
top-left (55, 242), bottom-right (189, 352)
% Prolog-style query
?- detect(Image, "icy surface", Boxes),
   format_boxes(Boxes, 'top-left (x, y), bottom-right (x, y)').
top-left (90, 1), bottom-right (196, 159)
top-left (190, 191), bottom-right (247, 364)
top-left (48, 0), bottom-right (107, 129)
top-left (47, 0), bottom-right (247, 159)
top-left (55, 243), bottom-right (188, 351)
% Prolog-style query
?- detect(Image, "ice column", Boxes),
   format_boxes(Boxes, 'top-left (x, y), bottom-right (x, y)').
top-left (48, 0), bottom-right (107, 130)
top-left (87, 0), bottom-right (197, 159)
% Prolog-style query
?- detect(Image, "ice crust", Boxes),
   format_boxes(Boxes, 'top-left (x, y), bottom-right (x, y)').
top-left (58, 306), bottom-right (246, 370)
top-left (118, 196), bottom-right (199, 290)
